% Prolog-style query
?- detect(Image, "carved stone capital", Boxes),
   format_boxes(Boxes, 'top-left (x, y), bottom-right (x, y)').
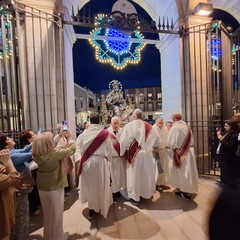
top-left (17, 0), bottom-right (56, 12)
top-left (186, 15), bottom-right (212, 28)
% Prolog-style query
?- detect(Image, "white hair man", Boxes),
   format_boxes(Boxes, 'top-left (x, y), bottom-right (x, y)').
top-left (167, 113), bottom-right (198, 200)
top-left (152, 118), bottom-right (171, 190)
top-left (120, 109), bottom-right (160, 206)
top-left (108, 116), bottom-right (126, 201)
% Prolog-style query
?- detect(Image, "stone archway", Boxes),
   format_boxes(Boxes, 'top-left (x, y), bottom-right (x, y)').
top-left (67, 0), bottom-right (240, 175)
top-left (68, 0), bottom-right (240, 121)
top-left (70, 0), bottom-right (182, 121)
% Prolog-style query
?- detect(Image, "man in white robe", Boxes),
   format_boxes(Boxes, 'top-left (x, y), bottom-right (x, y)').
top-left (108, 116), bottom-right (126, 200)
top-left (120, 109), bottom-right (160, 205)
top-left (167, 113), bottom-right (198, 200)
top-left (152, 118), bottom-right (171, 189)
top-left (75, 112), bottom-right (113, 219)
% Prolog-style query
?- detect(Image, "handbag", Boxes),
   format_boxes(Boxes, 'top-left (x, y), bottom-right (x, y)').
top-left (16, 171), bottom-right (35, 194)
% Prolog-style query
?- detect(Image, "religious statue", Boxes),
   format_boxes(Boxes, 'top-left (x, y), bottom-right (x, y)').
top-left (101, 80), bottom-right (134, 125)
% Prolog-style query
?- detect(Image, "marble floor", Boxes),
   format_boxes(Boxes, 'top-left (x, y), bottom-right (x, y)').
top-left (29, 176), bottom-right (220, 240)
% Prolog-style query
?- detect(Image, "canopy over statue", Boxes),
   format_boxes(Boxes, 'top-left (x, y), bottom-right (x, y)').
top-left (102, 80), bottom-right (134, 125)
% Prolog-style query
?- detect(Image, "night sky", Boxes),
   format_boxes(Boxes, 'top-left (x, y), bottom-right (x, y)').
top-left (72, 0), bottom-right (160, 92)
top-left (72, 1), bottom-right (239, 93)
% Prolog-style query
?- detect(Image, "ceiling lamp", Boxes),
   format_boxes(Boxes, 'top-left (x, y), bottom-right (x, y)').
top-left (193, 2), bottom-right (213, 16)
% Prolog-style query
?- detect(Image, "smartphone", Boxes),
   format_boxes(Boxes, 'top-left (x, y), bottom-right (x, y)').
top-left (62, 120), bottom-right (68, 131)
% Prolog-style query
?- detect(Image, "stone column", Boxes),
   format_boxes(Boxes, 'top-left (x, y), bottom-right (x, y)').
top-left (17, 0), bottom-right (63, 131)
top-left (183, 15), bottom-right (213, 173)
top-left (16, 0), bottom-right (76, 134)
top-left (156, 34), bottom-right (182, 121)
top-left (62, 1), bottom-right (77, 136)
top-left (183, 15), bottom-right (212, 122)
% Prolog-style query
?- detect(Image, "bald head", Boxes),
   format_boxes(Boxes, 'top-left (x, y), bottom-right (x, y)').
top-left (172, 113), bottom-right (182, 123)
top-left (155, 118), bottom-right (164, 129)
top-left (133, 109), bottom-right (143, 120)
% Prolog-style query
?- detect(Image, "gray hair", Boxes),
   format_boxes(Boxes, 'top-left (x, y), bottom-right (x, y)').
top-left (111, 116), bottom-right (120, 123)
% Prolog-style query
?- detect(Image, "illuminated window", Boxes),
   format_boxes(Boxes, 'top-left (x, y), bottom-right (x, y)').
top-left (139, 93), bottom-right (144, 101)
top-left (147, 93), bottom-right (153, 101)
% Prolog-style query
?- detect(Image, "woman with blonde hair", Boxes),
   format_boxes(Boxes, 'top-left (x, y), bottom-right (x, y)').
top-left (32, 132), bottom-right (76, 240)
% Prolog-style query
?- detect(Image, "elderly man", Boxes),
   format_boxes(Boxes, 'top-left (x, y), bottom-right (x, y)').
top-left (108, 116), bottom-right (126, 200)
top-left (75, 112), bottom-right (113, 219)
top-left (167, 113), bottom-right (198, 200)
top-left (152, 118), bottom-right (171, 190)
top-left (120, 109), bottom-right (160, 206)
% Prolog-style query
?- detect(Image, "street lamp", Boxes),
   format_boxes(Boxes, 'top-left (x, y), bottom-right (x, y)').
top-left (193, 2), bottom-right (213, 16)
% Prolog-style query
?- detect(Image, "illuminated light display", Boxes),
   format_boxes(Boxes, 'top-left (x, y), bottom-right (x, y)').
top-left (89, 14), bottom-right (146, 70)
top-left (0, 10), bottom-right (12, 59)
top-left (210, 24), bottom-right (221, 72)
top-left (211, 39), bottom-right (221, 60)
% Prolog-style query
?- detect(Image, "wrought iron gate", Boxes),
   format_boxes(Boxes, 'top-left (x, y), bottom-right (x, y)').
top-left (0, 1), bottom-right (66, 139)
top-left (1, 0), bottom-right (239, 176)
top-left (182, 21), bottom-right (240, 175)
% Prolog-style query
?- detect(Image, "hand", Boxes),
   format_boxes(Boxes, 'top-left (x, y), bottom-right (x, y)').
top-left (152, 147), bottom-right (159, 152)
top-left (218, 135), bottom-right (224, 141)
top-left (0, 164), bottom-right (7, 174)
top-left (0, 149), bottom-right (10, 164)
top-left (216, 130), bottom-right (221, 136)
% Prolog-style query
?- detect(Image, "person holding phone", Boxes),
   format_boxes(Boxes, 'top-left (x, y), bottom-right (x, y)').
top-left (54, 122), bottom-right (74, 197)
top-left (0, 132), bottom-right (33, 240)
top-left (0, 149), bottom-right (21, 240)
top-left (32, 132), bottom-right (76, 240)
top-left (216, 121), bottom-right (239, 189)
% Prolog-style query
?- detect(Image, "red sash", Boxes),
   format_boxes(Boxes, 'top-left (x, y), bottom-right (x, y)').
top-left (124, 122), bottom-right (152, 164)
top-left (77, 130), bottom-right (110, 176)
top-left (109, 133), bottom-right (120, 156)
top-left (173, 128), bottom-right (191, 168)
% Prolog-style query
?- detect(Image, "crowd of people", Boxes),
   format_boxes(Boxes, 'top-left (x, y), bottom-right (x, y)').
top-left (75, 109), bottom-right (198, 218)
top-left (208, 113), bottom-right (240, 240)
top-left (0, 127), bottom-right (76, 240)
top-left (2, 108), bottom-right (240, 239)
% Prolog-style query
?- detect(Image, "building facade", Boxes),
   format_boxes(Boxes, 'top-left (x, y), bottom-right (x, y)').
top-left (124, 87), bottom-right (162, 121)
top-left (74, 83), bottom-right (97, 126)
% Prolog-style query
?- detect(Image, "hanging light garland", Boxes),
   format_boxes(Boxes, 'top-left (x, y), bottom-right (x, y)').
top-left (89, 14), bottom-right (146, 70)
top-left (0, 9), bottom-right (12, 60)
top-left (210, 24), bottom-right (221, 72)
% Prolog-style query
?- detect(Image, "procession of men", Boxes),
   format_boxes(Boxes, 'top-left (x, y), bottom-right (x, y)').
top-left (75, 109), bottom-right (198, 219)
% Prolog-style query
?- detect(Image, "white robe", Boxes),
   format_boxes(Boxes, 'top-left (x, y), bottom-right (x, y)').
top-left (108, 126), bottom-right (126, 193)
top-left (167, 120), bottom-right (198, 193)
top-left (75, 124), bottom-right (113, 218)
top-left (120, 120), bottom-right (160, 201)
top-left (152, 124), bottom-right (171, 185)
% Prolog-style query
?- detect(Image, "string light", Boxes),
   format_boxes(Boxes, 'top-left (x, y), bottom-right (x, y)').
top-left (0, 10), bottom-right (12, 60)
top-left (89, 14), bottom-right (146, 70)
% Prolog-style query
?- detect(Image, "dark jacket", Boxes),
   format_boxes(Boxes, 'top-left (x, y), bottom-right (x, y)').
top-left (220, 132), bottom-right (238, 163)
top-left (219, 131), bottom-right (240, 189)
